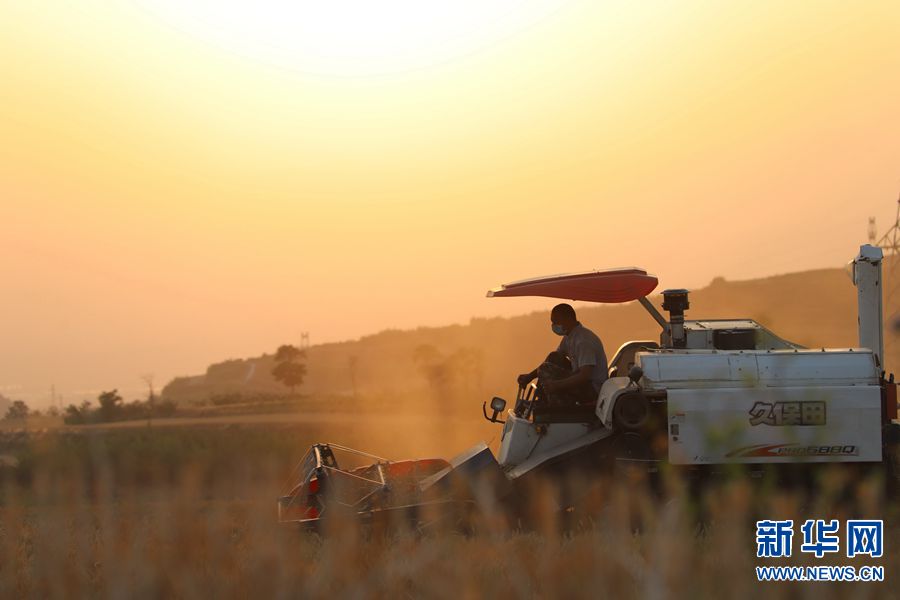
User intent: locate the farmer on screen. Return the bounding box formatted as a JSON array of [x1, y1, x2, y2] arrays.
[[517, 303, 608, 405]]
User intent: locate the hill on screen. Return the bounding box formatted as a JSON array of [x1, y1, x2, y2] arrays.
[[161, 260, 899, 409]]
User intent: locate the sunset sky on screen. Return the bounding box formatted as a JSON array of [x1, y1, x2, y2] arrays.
[[2, 1, 899, 405]]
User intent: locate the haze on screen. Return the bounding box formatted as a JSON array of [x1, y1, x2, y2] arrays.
[[2, 1, 899, 405]]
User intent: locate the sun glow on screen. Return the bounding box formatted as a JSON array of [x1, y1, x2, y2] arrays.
[[137, 0, 568, 76]]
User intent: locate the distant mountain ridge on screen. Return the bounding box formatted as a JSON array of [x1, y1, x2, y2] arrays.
[[161, 261, 899, 406]]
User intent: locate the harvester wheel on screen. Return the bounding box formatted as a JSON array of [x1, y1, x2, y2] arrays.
[[612, 392, 650, 431]]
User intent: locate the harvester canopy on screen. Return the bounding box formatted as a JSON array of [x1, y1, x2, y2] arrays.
[[486, 268, 658, 303]]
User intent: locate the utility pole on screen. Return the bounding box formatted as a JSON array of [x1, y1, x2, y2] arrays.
[[300, 331, 310, 350]]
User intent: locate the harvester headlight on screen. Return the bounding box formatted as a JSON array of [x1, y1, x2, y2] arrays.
[[490, 397, 507, 412]]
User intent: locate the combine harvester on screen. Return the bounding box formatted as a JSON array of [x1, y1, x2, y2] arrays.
[[279, 246, 900, 531]]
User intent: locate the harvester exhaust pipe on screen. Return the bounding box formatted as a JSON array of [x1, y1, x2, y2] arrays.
[[662, 289, 690, 348], [852, 244, 884, 368]]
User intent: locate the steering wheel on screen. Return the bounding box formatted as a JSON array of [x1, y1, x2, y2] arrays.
[[514, 381, 541, 418]]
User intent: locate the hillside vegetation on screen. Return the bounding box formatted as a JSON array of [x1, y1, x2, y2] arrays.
[[162, 260, 900, 409]]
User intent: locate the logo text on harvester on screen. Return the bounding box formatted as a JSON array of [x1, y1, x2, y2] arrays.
[[755, 519, 885, 582]]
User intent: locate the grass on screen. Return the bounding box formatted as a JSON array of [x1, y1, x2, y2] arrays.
[[0, 420, 896, 598]]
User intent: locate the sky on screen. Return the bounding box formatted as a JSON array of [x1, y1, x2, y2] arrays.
[[1, 1, 899, 406]]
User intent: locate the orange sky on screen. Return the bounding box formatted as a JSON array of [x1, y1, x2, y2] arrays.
[[1, 1, 899, 405]]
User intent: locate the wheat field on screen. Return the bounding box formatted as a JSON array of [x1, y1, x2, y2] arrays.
[[0, 423, 896, 599]]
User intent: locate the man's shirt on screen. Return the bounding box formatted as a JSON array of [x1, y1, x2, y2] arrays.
[[557, 322, 608, 393]]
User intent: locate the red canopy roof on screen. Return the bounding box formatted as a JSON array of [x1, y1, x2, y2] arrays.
[[487, 268, 658, 304]]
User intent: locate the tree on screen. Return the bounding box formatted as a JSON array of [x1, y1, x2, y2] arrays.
[[141, 373, 155, 427], [275, 344, 304, 363], [64, 404, 81, 424], [97, 389, 123, 422], [413, 345, 484, 404], [272, 344, 307, 394], [0, 394, 12, 416], [413, 344, 441, 367], [4, 400, 29, 420], [272, 361, 307, 394], [64, 400, 92, 425], [446, 347, 485, 399], [413, 344, 451, 401]]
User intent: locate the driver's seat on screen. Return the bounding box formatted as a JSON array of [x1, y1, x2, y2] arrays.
[[608, 340, 659, 378]]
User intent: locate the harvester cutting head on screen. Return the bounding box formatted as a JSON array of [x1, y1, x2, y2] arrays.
[[278, 444, 452, 530]]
